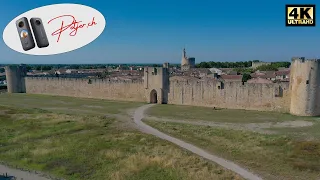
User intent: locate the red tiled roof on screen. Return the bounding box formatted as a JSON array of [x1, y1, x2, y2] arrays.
[[56, 69, 67, 73], [275, 70, 290, 76], [187, 68, 211, 74], [251, 71, 276, 79]]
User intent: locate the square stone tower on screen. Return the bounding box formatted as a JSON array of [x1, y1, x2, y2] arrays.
[[144, 66, 169, 104]]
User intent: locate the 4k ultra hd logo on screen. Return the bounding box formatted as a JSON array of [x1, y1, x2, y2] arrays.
[[286, 4, 316, 26]]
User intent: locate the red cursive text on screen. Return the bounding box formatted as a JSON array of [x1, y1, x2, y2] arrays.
[[48, 15, 97, 42]]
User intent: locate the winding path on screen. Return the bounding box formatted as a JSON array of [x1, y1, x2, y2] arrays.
[[133, 104, 263, 180], [0, 164, 51, 180]]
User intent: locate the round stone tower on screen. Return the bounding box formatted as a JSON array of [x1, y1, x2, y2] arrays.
[[5, 65, 27, 93], [289, 57, 320, 116]]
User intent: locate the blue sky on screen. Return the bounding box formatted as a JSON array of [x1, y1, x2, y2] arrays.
[[1, 0, 319, 64]]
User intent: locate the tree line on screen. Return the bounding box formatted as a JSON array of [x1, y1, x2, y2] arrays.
[[195, 60, 290, 69], [196, 61, 256, 68]]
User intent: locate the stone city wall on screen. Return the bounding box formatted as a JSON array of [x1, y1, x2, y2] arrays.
[[25, 77, 147, 102], [168, 79, 291, 112], [25, 76, 291, 112]]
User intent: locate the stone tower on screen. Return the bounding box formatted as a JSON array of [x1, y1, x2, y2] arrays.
[[181, 48, 189, 66], [143, 66, 169, 104], [289, 57, 320, 116], [163, 62, 170, 68], [5, 64, 27, 93]]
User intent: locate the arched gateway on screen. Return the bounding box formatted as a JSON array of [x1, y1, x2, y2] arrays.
[[150, 89, 157, 103]]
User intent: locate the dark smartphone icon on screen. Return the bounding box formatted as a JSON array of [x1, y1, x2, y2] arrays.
[[15, 17, 35, 51], [30, 18, 49, 48]]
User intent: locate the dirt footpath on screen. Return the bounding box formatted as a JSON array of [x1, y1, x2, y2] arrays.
[[0, 164, 53, 180], [134, 104, 263, 180]]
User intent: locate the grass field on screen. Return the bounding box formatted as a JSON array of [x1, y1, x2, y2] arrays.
[[268, 122, 320, 139], [0, 94, 144, 115], [144, 104, 320, 180], [146, 104, 317, 123], [0, 94, 242, 180]]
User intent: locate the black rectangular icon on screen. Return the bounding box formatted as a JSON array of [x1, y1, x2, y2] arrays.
[[286, 4, 316, 26], [30, 18, 49, 48], [15, 17, 35, 51]]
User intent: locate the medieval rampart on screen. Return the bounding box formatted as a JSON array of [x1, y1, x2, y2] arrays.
[[6, 57, 320, 116], [24, 76, 291, 113], [25, 77, 147, 102], [168, 78, 291, 112]]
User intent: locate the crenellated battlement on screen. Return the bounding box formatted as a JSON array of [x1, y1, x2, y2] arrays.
[[25, 76, 144, 84], [291, 57, 320, 63]]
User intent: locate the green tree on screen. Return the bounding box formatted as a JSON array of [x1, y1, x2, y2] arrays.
[[26, 65, 32, 72], [97, 71, 110, 78], [233, 68, 254, 74], [255, 64, 278, 71], [271, 62, 291, 68], [242, 73, 252, 82], [35, 65, 52, 71], [69, 65, 80, 69], [0, 68, 4, 73], [97, 65, 106, 69], [197, 62, 210, 68], [42, 66, 52, 71], [197, 61, 254, 68]]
